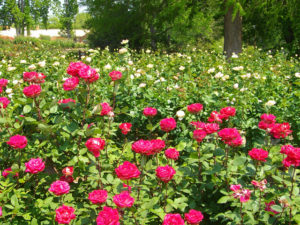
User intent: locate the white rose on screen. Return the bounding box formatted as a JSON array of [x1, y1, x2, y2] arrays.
[[6, 88, 13, 94], [130, 75, 135, 79], [232, 66, 244, 71], [86, 57, 92, 62], [147, 64, 154, 69], [231, 53, 238, 58], [295, 72, 300, 78], [179, 66, 185, 71], [53, 61, 60, 66], [13, 80, 19, 85], [38, 61, 46, 67], [265, 100, 276, 107], [139, 83, 146, 88], [119, 48, 127, 54], [207, 68, 215, 73], [135, 73, 141, 78], [7, 67, 16, 72], [121, 39, 129, 44], [176, 110, 185, 120], [233, 83, 239, 89], [20, 60, 27, 64], [28, 64, 36, 70], [61, 55, 66, 59], [104, 64, 112, 70], [146, 49, 151, 54], [128, 60, 133, 66]]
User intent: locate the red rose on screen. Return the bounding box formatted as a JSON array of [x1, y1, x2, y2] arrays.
[[96, 206, 120, 225], [165, 148, 179, 160], [49, 180, 70, 196], [100, 102, 112, 116], [258, 114, 276, 130], [2, 167, 18, 178], [32, 73, 46, 83], [78, 64, 99, 83], [156, 165, 176, 183], [218, 128, 242, 147], [67, 61, 86, 77], [190, 121, 206, 129], [282, 146, 300, 167], [0, 97, 10, 109], [109, 70, 122, 81], [143, 107, 157, 117], [88, 190, 108, 205], [119, 123, 132, 135], [248, 148, 268, 162], [7, 135, 27, 149], [62, 167, 74, 176], [220, 106, 236, 120], [55, 205, 76, 224], [184, 209, 204, 224], [160, 117, 176, 132], [23, 72, 38, 83], [115, 161, 140, 180], [0, 78, 8, 87], [58, 99, 76, 105], [132, 139, 152, 155], [163, 214, 185, 225], [23, 84, 41, 98], [25, 158, 45, 174], [150, 139, 166, 155], [113, 191, 134, 208], [193, 129, 207, 143], [204, 123, 220, 134], [187, 103, 203, 114], [85, 138, 106, 157], [270, 123, 292, 139], [63, 77, 79, 91], [207, 111, 223, 123]]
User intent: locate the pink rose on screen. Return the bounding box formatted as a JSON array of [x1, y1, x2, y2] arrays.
[[23, 72, 38, 83], [132, 139, 152, 155], [115, 161, 140, 180], [160, 117, 176, 132], [190, 121, 206, 129], [270, 123, 292, 139], [0, 86, 2, 94], [282, 146, 300, 167], [58, 99, 76, 105], [25, 158, 45, 174], [66, 61, 86, 77], [258, 114, 276, 130], [7, 135, 27, 149], [0, 97, 10, 109], [78, 64, 99, 83], [109, 70, 122, 81], [23, 84, 41, 98], [251, 179, 267, 191], [150, 139, 166, 155], [156, 165, 176, 183], [218, 128, 242, 147], [62, 167, 74, 176], [113, 191, 134, 208], [88, 190, 108, 205], [100, 102, 112, 116], [230, 184, 251, 202], [204, 123, 220, 134], [55, 205, 76, 224], [207, 111, 223, 123], [85, 138, 106, 157], [49, 180, 70, 196], [143, 107, 157, 117], [163, 214, 185, 225], [119, 123, 132, 135], [96, 206, 120, 225], [193, 129, 207, 143], [220, 106, 236, 120], [2, 167, 18, 178], [63, 77, 79, 91], [0, 78, 8, 87], [248, 148, 268, 162], [165, 148, 179, 160], [0, 206, 2, 216], [187, 103, 203, 114], [184, 209, 204, 224]]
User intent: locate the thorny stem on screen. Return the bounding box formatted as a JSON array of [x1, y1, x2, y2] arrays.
[[289, 166, 296, 225], [197, 144, 202, 182], [164, 183, 168, 213], [258, 190, 262, 219], [240, 201, 244, 225], [96, 157, 103, 189], [33, 97, 43, 121]]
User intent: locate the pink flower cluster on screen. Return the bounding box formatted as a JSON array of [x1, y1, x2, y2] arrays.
[[49, 180, 70, 196], [100, 102, 113, 116], [187, 103, 203, 114], [258, 114, 276, 130], [160, 117, 176, 132], [230, 184, 251, 202], [25, 158, 45, 174], [163, 209, 204, 225], [55, 205, 76, 224], [7, 135, 28, 149], [23, 72, 46, 83], [218, 128, 243, 147], [270, 123, 292, 139], [85, 138, 106, 157], [23, 84, 41, 98], [109, 70, 122, 81], [251, 179, 267, 191], [60, 167, 74, 183], [64, 62, 99, 91], [190, 121, 220, 134], [280, 145, 300, 167], [2, 167, 18, 178], [143, 107, 157, 117], [96, 206, 120, 225], [207, 107, 236, 123], [119, 123, 132, 135], [88, 190, 108, 205], [115, 161, 141, 180], [156, 165, 176, 183], [113, 191, 134, 208], [165, 148, 180, 160], [0, 97, 10, 109], [248, 148, 269, 162], [132, 139, 165, 155]]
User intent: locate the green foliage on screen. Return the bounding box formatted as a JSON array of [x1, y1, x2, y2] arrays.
[[0, 40, 299, 224]]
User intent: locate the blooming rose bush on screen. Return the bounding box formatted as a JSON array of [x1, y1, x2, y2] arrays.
[[0, 43, 299, 224]]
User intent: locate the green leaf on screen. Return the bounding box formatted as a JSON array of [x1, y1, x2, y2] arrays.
[[270, 205, 282, 213], [217, 196, 230, 204], [11, 194, 18, 206], [23, 105, 32, 114]]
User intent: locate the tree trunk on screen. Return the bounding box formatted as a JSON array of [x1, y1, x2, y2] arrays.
[[224, 4, 242, 58]]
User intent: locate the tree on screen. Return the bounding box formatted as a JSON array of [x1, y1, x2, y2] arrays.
[[59, 0, 78, 38]]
